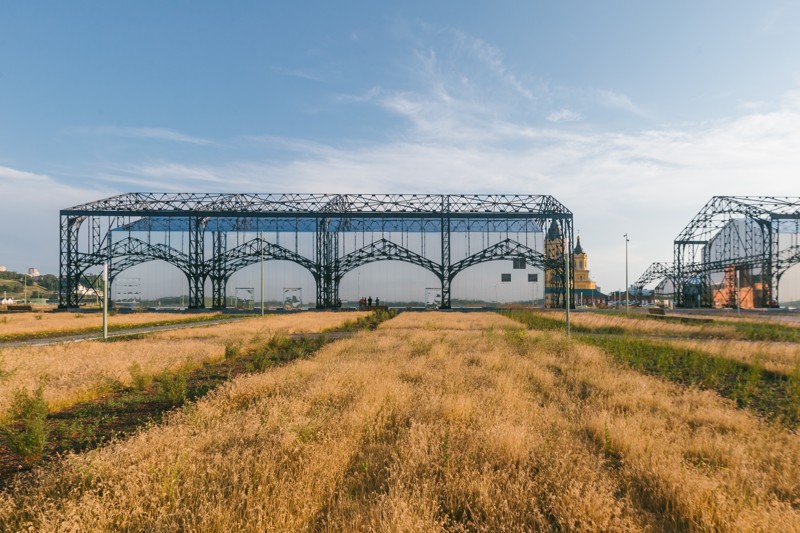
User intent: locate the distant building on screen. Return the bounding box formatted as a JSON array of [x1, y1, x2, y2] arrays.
[[710, 266, 765, 309], [544, 225, 607, 307], [28, 267, 40, 278], [571, 236, 607, 306]]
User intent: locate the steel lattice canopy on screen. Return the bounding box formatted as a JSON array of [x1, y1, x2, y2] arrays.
[[111, 216, 547, 233], [675, 196, 800, 243], [62, 192, 572, 218]]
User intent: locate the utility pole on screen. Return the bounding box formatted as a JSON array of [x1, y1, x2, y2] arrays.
[[564, 237, 571, 337], [624, 233, 629, 315], [102, 263, 108, 341], [260, 232, 265, 318]]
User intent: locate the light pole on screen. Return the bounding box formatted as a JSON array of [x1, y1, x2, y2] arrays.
[[564, 237, 571, 337], [260, 232, 265, 318], [624, 233, 629, 315], [102, 263, 108, 340]]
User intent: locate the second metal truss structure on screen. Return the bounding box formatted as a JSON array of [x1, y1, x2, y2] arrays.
[[60, 193, 574, 309], [635, 196, 800, 307]]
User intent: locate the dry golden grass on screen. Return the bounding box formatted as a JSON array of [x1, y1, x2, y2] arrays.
[[518, 329, 800, 531], [572, 315, 800, 370], [0, 312, 365, 412], [0, 311, 221, 336], [378, 311, 514, 331], [2, 311, 798, 530], [665, 337, 800, 376], [0, 312, 649, 531], [570, 311, 738, 338]]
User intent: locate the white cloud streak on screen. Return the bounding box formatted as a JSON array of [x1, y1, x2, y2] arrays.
[[78, 126, 213, 145]]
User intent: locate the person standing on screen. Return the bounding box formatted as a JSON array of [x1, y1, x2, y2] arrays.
[[368, 296, 372, 307]]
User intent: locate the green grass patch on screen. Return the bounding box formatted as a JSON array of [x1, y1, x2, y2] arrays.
[[721, 321, 800, 343], [1, 309, 402, 481], [328, 309, 398, 332], [579, 334, 800, 428], [250, 334, 328, 371], [0, 381, 49, 464]]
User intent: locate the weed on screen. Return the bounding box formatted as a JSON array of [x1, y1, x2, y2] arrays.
[[0, 380, 49, 463], [156, 368, 188, 405], [250, 349, 272, 372], [333, 310, 397, 332], [503, 327, 531, 355], [224, 340, 242, 360], [250, 334, 327, 372], [34, 314, 43, 321], [94, 377, 124, 395], [128, 362, 153, 391], [727, 321, 800, 343], [0, 351, 13, 381], [408, 338, 433, 357]]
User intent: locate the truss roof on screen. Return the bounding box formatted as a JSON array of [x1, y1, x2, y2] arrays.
[[63, 193, 572, 218]]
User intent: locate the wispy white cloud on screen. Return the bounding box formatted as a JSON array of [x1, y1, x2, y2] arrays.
[[76, 126, 213, 145], [10, 28, 800, 295], [453, 30, 536, 101], [0, 165, 113, 272], [593, 89, 650, 118], [547, 109, 582, 123]]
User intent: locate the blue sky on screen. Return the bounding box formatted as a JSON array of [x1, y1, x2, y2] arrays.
[[2, 1, 800, 296]]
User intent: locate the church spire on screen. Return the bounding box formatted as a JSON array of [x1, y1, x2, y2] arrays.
[[574, 235, 585, 255], [546, 220, 562, 240]]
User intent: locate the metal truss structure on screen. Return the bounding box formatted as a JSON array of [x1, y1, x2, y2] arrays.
[[632, 262, 676, 303], [60, 193, 574, 309], [635, 196, 800, 307]]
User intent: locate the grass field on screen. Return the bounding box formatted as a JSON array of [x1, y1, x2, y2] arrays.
[[0, 312, 367, 413], [0, 311, 233, 342], [1, 310, 799, 530]]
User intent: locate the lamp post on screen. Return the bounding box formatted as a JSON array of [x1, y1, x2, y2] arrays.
[[260, 232, 265, 318], [102, 263, 108, 341], [624, 233, 629, 315], [564, 237, 570, 337]]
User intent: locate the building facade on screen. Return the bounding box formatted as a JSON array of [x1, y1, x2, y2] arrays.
[[545, 226, 607, 307]]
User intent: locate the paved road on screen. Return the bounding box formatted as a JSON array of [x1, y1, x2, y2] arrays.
[[0, 318, 244, 349]]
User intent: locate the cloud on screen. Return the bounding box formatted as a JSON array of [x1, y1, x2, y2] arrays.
[[8, 28, 800, 296], [0, 165, 113, 273], [75, 126, 213, 145], [453, 30, 536, 101], [593, 89, 650, 118], [547, 109, 582, 123]]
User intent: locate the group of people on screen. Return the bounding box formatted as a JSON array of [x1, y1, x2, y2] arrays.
[[359, 296, 379, 308]]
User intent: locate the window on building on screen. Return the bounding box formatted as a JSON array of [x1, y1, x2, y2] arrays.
[[528, 273, 538, 282], [501, 273, 511, 282], [512, 258, 526, 269]]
